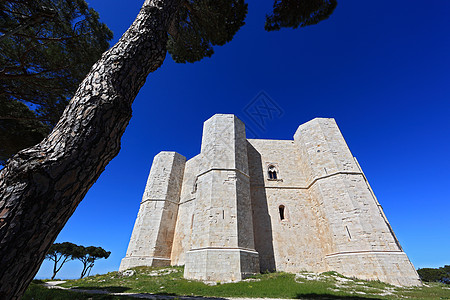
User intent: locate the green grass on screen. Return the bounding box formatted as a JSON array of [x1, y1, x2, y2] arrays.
[[402, 282, 450, 300], [23, 282, 136, 300], [60, 267, 371, 299], [32, 266, 450, 299]]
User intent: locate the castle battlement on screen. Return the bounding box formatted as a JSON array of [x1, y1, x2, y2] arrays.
[[120, 114, 421, 286]]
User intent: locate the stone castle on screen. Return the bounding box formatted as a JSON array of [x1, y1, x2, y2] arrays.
[[120, 114, 421, 286]]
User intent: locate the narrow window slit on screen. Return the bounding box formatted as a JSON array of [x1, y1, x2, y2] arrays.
[[192, 177, 198, 193], [279, 205, 285, 220], [345, 226, 352, 239]]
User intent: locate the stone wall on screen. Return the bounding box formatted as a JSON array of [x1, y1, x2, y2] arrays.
[[170, 154, 201, 266], [325, 251, 421, 286], [119, 152, 185, 271], [184, 114, 259, 282], [247, 139, 327, 273], [120, 114, 421, 286], [294, 118, 420, 285]]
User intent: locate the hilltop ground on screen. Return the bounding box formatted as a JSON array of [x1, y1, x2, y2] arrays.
[[26, 266, 450, 299]]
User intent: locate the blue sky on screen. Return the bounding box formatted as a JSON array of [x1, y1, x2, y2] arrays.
[[36, 0, 450, 278]]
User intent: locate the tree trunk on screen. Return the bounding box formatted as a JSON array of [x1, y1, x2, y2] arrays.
[[80, 262, 88, 279], [51, 256, 70, 280], [0, 0, 180, 298], [51, 259, 57, 280]]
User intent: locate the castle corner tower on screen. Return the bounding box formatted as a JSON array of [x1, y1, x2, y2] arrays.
[[183, 114, 259, 282], [119, 151, 186, 271]]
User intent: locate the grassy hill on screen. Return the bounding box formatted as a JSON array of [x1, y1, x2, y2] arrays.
[[25, 266, 450, 299]]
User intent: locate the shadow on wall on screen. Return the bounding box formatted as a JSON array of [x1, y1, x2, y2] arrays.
[[247, 142, 276, 272]]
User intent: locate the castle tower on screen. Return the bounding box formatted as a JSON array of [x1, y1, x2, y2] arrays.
[[119, 152, 186, 271], [119, 114, 420, 287], [293, 118, 420, 286], [183, 114, 259, 282]]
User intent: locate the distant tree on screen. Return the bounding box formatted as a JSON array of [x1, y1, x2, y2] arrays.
[[436, 265, 450, 284], [44, 242, 77, 280], [0, 0, 113, 164], [73, 245, 111, 279], [443, 265, 450, 274], [417, 265, 450, 284], [0, 0, 336, 298]]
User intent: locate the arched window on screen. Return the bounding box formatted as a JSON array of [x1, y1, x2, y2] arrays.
[[268, 165, 278, 180], [279, 205, 285, 220]]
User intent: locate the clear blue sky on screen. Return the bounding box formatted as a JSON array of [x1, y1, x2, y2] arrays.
[[36, 0, 450, 279]]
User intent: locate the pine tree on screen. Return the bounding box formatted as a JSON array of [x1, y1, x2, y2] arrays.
[[0, 0, 113, 164], [0, 1, 336, 298], [265, 0, 337, 31], [72, 245, 111, 279], [45, 242, 78, 280]]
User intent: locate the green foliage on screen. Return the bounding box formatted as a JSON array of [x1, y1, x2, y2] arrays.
[[45, 242, 110, 280], [45, 242, 78, 280], [418, 265, 450, 284], [265, 0, 337, 31], [72, 245, 111, 279], [167, 0, 339, 63], [0, 99, 48, 164], [0, 0, 112, 164], [167, 0, 248, 63], [168, 0, 339, 62]]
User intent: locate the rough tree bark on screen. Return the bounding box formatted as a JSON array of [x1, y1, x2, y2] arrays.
[[0, 0, 180, 298]]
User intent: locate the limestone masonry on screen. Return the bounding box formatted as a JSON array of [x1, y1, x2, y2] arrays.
[[120, 114, 421, 286]]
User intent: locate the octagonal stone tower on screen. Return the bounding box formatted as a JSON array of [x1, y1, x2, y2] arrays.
[[119, 152, 186, 270], [293, 118, 419, 286], [120, 114, 421, 286], [183, 114, 259, 281]]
